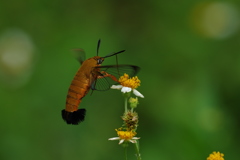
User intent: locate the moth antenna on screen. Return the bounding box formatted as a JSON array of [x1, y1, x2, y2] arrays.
[[97, 39, 101, 56]]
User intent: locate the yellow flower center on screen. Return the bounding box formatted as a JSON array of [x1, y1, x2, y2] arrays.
[[116, 129, 136, 140], [207, 152, 224, 160], [119, 73, 141, 89]]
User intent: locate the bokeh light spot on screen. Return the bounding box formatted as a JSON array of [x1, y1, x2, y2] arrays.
[[0, 29, 36, 88], [190, 2, 240, 39]]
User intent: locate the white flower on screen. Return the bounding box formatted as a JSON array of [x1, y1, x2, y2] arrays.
[[111, 73, 144, 98], [111, 85, 144, 98], [108, 136, 140, 144], [108, 130, 140, 144]]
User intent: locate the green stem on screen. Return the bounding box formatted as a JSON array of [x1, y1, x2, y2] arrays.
[[134, 140, 141, 160], [124, 145, 128, 160], [124, 97, 128, 113]]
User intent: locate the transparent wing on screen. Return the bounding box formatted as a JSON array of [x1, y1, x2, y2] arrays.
[[91, 65, 140, 91], [72, 48, 86, 64]]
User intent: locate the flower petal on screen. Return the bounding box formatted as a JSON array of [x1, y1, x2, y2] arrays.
[[132, 137, 140, 140], [133, 89, 144, 98], [111, 85, 123, 90], [129, 140, 137, 143], [108, 137, 120, 141], [121, 87, 132, 93], [119, 139, 125, 144]]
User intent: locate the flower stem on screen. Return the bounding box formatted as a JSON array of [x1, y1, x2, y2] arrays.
[[124, 145, 128, 160], [124, 97, 128, 113], [134, 140, 141, 160]]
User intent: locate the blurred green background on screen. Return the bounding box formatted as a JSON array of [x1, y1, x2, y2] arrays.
[[1, 0, 240, 160]]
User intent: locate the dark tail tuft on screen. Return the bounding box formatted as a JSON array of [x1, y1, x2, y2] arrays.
[[61, 109, 86, 125]]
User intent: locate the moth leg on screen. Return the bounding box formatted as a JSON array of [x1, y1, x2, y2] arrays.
[[97, 71, 119, 82]]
